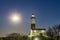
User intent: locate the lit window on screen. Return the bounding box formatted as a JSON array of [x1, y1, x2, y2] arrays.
[[34, 30, 36, 33], [41, 30, 45, 33], [34, 37, 39, 40]]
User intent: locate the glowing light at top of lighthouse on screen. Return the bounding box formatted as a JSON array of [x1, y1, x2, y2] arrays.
[[32, 13, 35, 17]]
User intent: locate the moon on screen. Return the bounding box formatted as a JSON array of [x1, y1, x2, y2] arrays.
[[9, 12, 22, 23]]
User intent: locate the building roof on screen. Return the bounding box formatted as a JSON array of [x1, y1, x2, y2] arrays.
[[32, 28, 46, 30]]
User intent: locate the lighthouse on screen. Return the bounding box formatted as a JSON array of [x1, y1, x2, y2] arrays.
[[29, 13, 46, 38], [31, 13, 35, 29]]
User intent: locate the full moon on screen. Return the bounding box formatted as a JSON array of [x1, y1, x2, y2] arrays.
[[11, 14, 20, 22], [9, 12, 22, 23]]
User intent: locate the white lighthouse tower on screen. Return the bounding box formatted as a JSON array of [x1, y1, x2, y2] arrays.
[[31, 13, 35, 29]]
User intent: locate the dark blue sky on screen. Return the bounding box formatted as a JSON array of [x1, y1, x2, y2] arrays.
[[0, 0, 60, 37]]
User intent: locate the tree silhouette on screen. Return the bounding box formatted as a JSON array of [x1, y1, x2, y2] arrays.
[[6, 33, 21, 40], [47, 24, 60, 40]]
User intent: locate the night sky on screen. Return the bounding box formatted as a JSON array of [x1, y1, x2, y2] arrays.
[[0, 0, 60, 37]]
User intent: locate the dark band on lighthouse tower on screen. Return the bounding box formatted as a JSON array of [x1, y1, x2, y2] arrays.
[[31, 13, 35, 29]]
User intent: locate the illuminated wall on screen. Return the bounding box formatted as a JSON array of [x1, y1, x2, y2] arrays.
[[29, 29, 46, 37]]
